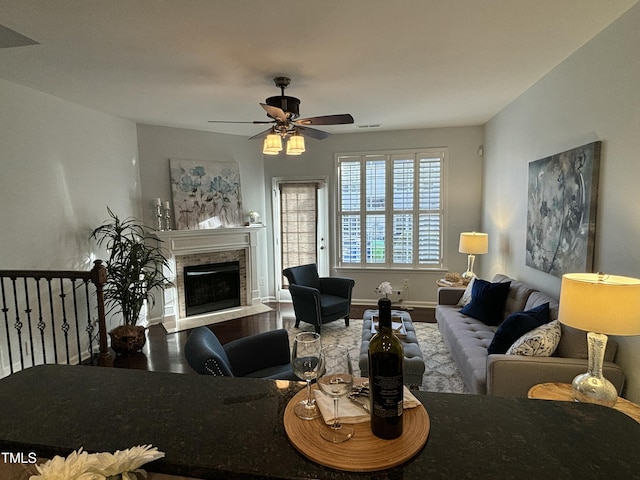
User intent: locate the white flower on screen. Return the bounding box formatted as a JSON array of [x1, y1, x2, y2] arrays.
[[29, 445, 164, 480], [30, 448, 105, 480], [91, 445, 165, 479], [377, 281, 393, 297]]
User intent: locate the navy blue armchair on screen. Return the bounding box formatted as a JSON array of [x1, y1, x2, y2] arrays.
[[184, 326, 298, 380], [283, 263, 355, 334]]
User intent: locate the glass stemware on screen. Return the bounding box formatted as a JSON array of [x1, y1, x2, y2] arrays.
[[291, 332, 323, 420], [317, 344, 354, 443]]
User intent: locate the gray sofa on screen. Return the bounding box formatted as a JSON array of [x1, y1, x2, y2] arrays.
[[436, 273, 625, 397]]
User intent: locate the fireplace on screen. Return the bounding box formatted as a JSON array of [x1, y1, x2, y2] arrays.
[[184, 261, 241, 316], [155, 227, 265, 333]]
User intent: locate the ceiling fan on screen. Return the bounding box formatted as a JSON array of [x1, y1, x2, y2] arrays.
[[208, 77, 354, 153]]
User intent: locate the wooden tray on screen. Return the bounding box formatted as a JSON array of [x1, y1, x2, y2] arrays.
[[371, 315, 407, 339], [283, 386, 430, 472]]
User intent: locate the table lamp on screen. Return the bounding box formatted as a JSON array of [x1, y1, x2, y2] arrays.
[[558, 272, 640, 406], [458, 232, 488, 280]]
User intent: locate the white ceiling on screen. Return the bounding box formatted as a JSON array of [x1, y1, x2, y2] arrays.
[[0, 0, 637, 137]]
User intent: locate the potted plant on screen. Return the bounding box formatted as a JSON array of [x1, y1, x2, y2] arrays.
[[90, 207, 171, 354]]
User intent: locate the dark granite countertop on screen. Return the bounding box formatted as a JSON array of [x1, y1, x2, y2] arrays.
[[0, 365, 639, 479]]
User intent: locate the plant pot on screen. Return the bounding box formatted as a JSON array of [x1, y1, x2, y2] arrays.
[[109, 325, 147, 355]]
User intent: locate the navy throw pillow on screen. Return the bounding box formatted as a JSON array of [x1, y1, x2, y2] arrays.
[[488, 303, 551, 354], [459, 279, 511, 326]]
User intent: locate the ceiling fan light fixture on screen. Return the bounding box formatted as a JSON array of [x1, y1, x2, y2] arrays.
[[286, 133, 305, 156], [210, 77, 353, 155], [263, 133, 283, 155]]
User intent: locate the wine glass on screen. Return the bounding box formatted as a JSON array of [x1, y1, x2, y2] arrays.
[[291, 332, 323, 420], [317, 344, 354, 443]]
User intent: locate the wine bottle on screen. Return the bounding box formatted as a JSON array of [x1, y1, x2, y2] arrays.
[[368, 297, 404, 439]]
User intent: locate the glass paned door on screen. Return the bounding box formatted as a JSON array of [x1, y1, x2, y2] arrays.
[[273, 178, 328, 300], [280, 183, 318, 286]]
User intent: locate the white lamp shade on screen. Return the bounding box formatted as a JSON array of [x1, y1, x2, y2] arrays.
[[286, 135, 305, 155], [263, 134, 282, 155], [458, 232, 488, 254], [558, 273, 640, 335]]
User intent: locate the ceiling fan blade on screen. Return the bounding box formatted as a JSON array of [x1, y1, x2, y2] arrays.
[[297, 125, 331, 140], [260, 103, 289, 122], [295, 113, 354, 126], [208, 120, 275, 125], [248, 128, 273, 141]]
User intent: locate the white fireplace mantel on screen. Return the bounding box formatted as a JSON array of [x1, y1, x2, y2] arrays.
[[155, 226, 265, 332]]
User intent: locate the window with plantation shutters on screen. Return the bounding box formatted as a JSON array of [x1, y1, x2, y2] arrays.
[[337, 149, 445, 269], [280, 182, 319, 286]]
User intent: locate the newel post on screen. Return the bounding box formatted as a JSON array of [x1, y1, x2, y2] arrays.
[[91, 259, 113, 366]]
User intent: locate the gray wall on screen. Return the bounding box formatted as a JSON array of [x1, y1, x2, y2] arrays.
[[482, 3, 640, 401], [0, 78, 139, 271]]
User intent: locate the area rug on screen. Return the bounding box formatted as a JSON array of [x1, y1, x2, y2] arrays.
[[288, 319, 468, 394]]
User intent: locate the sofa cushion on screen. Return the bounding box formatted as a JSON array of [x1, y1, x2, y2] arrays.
[[555, 323, 618, 362], [459, 279, 511, 326], [493, 274, 539, 317], [506, 320, 561, 356], [436, 304, 497, 394], [524, 291, 559, 320], [320, 294, 350, 317], [488, 303, 551, 354], [505, 282, 539, 318]]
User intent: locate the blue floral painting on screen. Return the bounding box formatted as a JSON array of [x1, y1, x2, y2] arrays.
[[525, 142, 601, 277], [170, 159, 243, 229]]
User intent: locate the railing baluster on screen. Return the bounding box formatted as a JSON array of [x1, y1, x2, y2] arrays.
[[10, 278, 25, 371], [22, 278, 36, 366], [35, 278, 47, 364], [71, 279, 82, 363], [84, 280, 95, 365], [59, 278, 71, 365], [47, 278, 58, 363], [0, 278, 14, 374]]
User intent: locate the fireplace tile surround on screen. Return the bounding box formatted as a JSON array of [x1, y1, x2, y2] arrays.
[[155, 227, 265, 333]]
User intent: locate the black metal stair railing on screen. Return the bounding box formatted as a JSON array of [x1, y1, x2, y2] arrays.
[[0, 260, 112, 376]]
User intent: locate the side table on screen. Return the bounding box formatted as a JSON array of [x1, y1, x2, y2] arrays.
[[436, 279, 467, 288], [528, 382, 640, 424]]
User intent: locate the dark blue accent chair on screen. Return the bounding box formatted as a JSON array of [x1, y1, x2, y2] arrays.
[[184, 326, 298, 380], [283, 263, 355, 334]]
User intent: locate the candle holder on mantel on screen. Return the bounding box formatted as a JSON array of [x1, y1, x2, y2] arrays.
[[155, 203, 164, 231], [164, 203, 172, 231]]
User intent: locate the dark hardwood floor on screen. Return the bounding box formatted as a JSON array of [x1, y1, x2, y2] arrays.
[[112, 303, 435, 374]]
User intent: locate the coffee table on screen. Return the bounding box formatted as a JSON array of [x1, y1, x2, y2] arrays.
[[358, 309, 425, 386]]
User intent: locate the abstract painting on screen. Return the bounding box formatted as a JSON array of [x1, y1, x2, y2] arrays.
[[169, 159, 243, 230], [525, 141, 601, 277]]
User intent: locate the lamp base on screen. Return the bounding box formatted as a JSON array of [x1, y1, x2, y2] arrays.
[[571, 332, 618, 407], [461, 254, 476, 281], [572, 372, 618, 407], [461, 270, 476, 281]]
